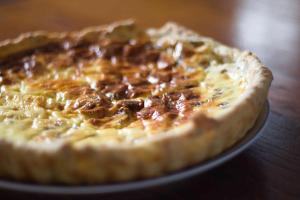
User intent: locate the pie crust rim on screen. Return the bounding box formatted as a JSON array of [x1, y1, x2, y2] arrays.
[[0, 20, 273, 184]]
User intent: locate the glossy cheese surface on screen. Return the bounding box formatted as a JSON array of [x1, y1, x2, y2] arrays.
[[0, 32, 245, 146]]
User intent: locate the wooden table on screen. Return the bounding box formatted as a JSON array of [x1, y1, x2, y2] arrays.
[[0, 0, 299, 199]]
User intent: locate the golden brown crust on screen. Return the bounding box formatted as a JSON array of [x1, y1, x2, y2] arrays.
[[0, 20, 272, 184]]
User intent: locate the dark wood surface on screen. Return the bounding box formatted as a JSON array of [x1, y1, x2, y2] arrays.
[[0, 0, 299, 199]]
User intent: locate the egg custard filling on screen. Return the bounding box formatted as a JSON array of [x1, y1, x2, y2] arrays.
[[0, 26, 244, 147]]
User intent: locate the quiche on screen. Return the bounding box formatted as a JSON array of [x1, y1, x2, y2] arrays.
[[0, 20, 272, 184]]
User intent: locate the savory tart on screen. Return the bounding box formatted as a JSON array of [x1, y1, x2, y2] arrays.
[[0, 20, 272, 184]]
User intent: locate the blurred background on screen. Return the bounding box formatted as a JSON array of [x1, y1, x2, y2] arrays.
[[0, 0, 300, 199]]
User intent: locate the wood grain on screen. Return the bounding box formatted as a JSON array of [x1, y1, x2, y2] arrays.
[[0, 0, 299, 199]]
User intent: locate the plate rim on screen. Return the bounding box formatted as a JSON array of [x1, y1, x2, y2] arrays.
[[0, 101, 270, 195]]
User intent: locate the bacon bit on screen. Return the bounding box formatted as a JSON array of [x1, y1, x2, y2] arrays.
[[79, 106, 107, 118], [117, 99, 144, 112], [88, 117, 111, 126], [70, 47, 98, 61], [137, 90, 200, 120], [128, 85, 152, 98], [101, 84, 129, 100], [122, 42, 160, 64], [73, 93, 111, 118], [99, 40, 125, 59], [171, 78, 199, 89], [137, 106, 165, 120], [88, 118, 102, 126], [123, 43, 145, 62], [74, 94, 111, 109]]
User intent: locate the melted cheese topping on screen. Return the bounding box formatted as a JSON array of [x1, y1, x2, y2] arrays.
[[0, 33, 245, 146]]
